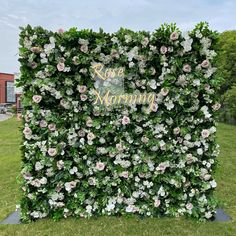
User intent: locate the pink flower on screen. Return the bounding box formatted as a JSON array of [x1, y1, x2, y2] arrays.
[[78, 129, 86, 137], [57, 62, 65, 71], [78, 85, 87, 93], [212, 103, 221, 111], [31, 47, 41, 53], [87, 132, 95, 141], [119, 171, 129, 178], [40, 120, 47, 128], [122, 116, 130, 125], [183, 64, 191, 73], [160, 46, 168, 54], [201, 60, 210, 68], [154, 199, 161, 207], [48, 148, 57, 157], [151, 103, 158, 112], [96, 162, 105, 171], [201, 129, 210, 139], [160, 88, 169, 96], [141, 136, 149, 143], [23, 127, 32, 136], [173, 127, 180, 135], [170, 32, 179, 41], [58, 28, 64, 33], [157, 161, 169, 173], [86, 118, 93, 127], [80, 44, 88, 53], [186, 203, 193, 210], [48, 123, 56, 131], [32, 95, 42, 103], [80, 94, 88, 101]]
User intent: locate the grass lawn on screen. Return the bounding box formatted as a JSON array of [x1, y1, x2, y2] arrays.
[[0, 118, 235, 236]]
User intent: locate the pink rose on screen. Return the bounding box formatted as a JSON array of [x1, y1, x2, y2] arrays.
[[86, 118, 93, 127], [78, 85, 87, 93], [160, 88, 169, 96], [57, 62, 65, 71], [96, 162, 105, 171], [201, 60, 210, 68], [87, 132, 95, 141], [173, 127, 180, 135], [23, 127, 32, 136], [154, 199, 161, 207], [119, 171, 129, 178], [160, 46, 168, 54], [31, 47, 42, 53], [80, 44, 88, 53], [212, 103, 221, 111], [151, 103, 158, 112], [58, 28, 64, 33], [122, 116, 130, 125], [48, 123, 56, 131], [48, 148, 57, 157], [78, 129, 86, 137], [186, 203, 193, 210], [40, 120, 47, 128], [183, 64, 191, 73], [80, 94, 88, 101], [201, 129, 210, 139], [170, 32, 179, 41], [32, 95, 42, 103]]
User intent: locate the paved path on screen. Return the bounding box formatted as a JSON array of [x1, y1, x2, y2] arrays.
[[0, 114, 12, 121]]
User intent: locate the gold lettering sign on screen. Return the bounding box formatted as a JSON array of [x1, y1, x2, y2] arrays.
[[92, 63, 125, 81]]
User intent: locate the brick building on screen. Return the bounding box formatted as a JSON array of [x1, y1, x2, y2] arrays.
[[0, 72, 15, 104]]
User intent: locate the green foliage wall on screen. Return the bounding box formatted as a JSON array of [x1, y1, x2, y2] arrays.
[[18, 22, 221, 222]]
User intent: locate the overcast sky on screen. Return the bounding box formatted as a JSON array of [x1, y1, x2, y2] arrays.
[[0, 0, 235, 74]]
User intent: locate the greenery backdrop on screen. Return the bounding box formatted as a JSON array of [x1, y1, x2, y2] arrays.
[[18, 22, 222, 222]]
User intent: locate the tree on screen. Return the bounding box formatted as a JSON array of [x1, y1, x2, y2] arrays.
[[216, 30, 236, 95]]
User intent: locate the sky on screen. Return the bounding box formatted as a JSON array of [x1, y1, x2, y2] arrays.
[[0, 0, 235, 74]]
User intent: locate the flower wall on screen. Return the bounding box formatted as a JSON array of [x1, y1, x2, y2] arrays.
[[18, 22, 222, 222]]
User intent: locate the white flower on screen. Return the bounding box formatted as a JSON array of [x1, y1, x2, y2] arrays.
[[210, 180, 217, 188], [125, 205, 134, 213], [180, 34, 193, 52], [35, 162, 43, 171], [205, 211, 213, 219], [165, 100, 174, 110], [65, 181, 77, 192], [148, 79, 157, 89], [57, 160, 64, 170], [69, 166, 78, 175], [40, 177, 47, 185], [126, 46, 139, 61], [154, 199, 161, 207], [193, 79, 200, 86], [197, 148, 203, 155]]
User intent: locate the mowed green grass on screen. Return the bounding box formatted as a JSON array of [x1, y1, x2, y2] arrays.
[[0, 118, 235, 236]]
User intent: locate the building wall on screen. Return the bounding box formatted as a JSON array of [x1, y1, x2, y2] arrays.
[[0, 72, 14, 103]]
